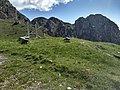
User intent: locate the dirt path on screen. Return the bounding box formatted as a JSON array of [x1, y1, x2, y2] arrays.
[[0, 54, 7, 65]]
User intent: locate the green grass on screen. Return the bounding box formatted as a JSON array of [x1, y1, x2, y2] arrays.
[[0, 19, 27, 39], [0, 37, 120, 90], [0, 19, 120, 90]]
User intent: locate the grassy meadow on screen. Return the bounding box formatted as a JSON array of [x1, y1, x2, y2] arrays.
[[0, 37, 120, 90]]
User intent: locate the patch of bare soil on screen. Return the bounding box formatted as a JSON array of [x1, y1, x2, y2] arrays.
[[0, 54, 7, 65]]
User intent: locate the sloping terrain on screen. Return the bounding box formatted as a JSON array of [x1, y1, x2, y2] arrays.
[[0, 19, 28, 39], [0, 37, 120, 90], [0, 1, 120, 90]]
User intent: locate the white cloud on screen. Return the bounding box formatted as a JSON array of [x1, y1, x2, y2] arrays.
[[8, 0, 73, 11]]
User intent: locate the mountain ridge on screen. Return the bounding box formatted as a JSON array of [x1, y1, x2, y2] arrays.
[[74, 14, 120, 44], [32, 14, 120, 44], [0, 0, 29, 22], [0, 0, 120, 45], [31, 17, 74, 37]]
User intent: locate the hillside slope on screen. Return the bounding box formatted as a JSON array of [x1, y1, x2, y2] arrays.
[[0, 19, 27, 39], [0, 37, 120, 90]]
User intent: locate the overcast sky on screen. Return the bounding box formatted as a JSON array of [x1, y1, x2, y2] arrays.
[[9, 0, 120, 28]]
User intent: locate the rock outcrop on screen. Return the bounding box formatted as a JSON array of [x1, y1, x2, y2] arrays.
[[0, 0, 29, 22], [75, 14, 120, 44], [32, 14, 120, 44], [31, 17, 74, 37]]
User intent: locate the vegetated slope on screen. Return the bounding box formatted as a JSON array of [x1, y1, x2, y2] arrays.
[[0, 37, 120, 90], [0, 19, 27, 39], [0, 0, 30, 39], [0, 19, 45, 39]]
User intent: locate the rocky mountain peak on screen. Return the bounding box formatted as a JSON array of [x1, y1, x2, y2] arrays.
[[31, 14, 120, 44], [31, 17, 47, 26], [31, 17, 74, 37], [75, 14, 120, 44], [49, 17, 62, 22], [0, 0, 29, 22]]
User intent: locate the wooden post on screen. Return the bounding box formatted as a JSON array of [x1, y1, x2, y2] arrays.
[[27, 21, 30, 37], [15, 10, 18, 20], [35, 22, 38, 38]]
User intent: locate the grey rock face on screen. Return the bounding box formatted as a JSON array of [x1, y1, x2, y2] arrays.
[[31, 17, 48, 27], [75, 14, 120, 44], [0, 0, 29, 22], [32, 14, 120, 44], [31, 17, 74, 37]]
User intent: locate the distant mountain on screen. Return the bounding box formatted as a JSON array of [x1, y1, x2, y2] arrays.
[[0, 0, 29, 22], [31, 17, 74, 37], [32, 14, 120, 44], [75, 14, 120, 44]]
